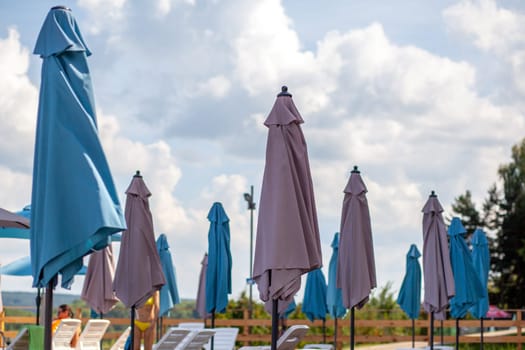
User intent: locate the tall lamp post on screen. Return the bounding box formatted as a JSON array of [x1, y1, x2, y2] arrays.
[[243, 185, 256, 318]]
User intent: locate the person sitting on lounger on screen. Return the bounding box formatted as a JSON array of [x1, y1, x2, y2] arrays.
[[52, 304, 80, 347], [134, 291, 160, 350]]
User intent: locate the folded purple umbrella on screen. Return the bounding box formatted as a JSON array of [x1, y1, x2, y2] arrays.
[[0, 208, 30, 228], [195, 253, 209, 319], [253, 86, 322, 350], [81, 244, 118, 315]]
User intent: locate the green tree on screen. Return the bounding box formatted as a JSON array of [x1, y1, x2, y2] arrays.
[[450, 190, 483, 238]]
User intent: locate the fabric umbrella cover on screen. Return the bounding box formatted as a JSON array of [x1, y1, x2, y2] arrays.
[[0, 207, 30, 229], [302, 268, 328, 322], [31, 6, 126, 289], [469, 228, 490, 319], [0, 256, 86, 276], [195, 253, 209, 318], [205, 202, 232, 314], [113, 172, 165, 308], [0, 205, 31, 239], [396, 244, 422, 319], [337, 168, 376, 309], [327, 232, 346, 319], [280, 298, 296, 319], [253, 87, 322, 313], [448, 217, 484, 319], [81, 244, 119, 314], [422, 192, 455, 319], [156, 233, 180, 317]]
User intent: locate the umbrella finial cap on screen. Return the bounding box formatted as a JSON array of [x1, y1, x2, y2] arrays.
[[351, 165, 360, 174], [277, 86, 292, 97], [51, 5, 71, 11], [430, 190, 437, 197], [134, 170, 142, 178]]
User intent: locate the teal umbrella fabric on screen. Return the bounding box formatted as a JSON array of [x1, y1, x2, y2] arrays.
[[0, 206, 30, 238], [327, 232, 346, 319], [469, 228, 490, 319], [0, 256, 87, 276], [448, 217, 484, 319], [30, 6, 126, 289], [280, 298, 296, 319], [156, 233, 180, 317], [302, 268, 328, 322], [396, 244, 422, 320], [205, 202, 232, 315]]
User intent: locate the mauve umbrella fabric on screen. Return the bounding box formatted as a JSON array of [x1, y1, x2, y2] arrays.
[[397, 244, 422, 320], [422, 193, 455, 320], [327, 232, 346, 319], [30, 7, 126, 289], [205, 202, 232, 314], [81, 244, 118, 314], [302, 268, 328, 322], [448, 217, 484, 319], [253, 89, 322, 313], [469, 228, 490, 319], [0, 207, 30, 229], [337, 170, 376, 309], [0, 206, 31, 239], [113, 173, 165, 308], [156, 234, 180, 317], [195, 253, 209, 318]]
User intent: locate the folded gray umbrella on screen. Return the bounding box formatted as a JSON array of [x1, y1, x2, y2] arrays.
[[195, 253, 209, 319]]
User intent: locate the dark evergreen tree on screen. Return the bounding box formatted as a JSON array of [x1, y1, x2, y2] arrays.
[[451, 190, 483, 238]]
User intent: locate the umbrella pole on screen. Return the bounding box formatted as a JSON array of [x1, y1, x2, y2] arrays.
[[334, 318, 338, 349], [130, 306, 135, 350], [440, 320, 444, 345], [412, 319, 415, 348], [456, 318, 459, 350], [35, 287, 41, 325], [323, 319, 326, 343], [350, 307, 355, 350], [430, 312, 434, 350], [271, 300, 278, 350], [44, 280, 54, 350], [211, 311, 215, 350], [480, 317, 484, 350]]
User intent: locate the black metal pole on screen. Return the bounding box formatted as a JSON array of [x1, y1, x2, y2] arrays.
[[130, 306, 135, 350], [44, 281, 53, 350], [350, 307, 355, 350], [271, 300, 278, 350], [322, 319, 326, 343], [430, 312, 434, 350], [334, 318, 338, 349], [35, 288, 41, 325], [440, 319, 444, 345], [248, 185, 254, 319], [211, 311, 215, 350], [456, 318, 460, 350], [412, 318, 415, 348], [480, 317, 484, 350]]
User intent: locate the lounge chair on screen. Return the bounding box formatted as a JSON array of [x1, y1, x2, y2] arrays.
[[153, 328, 192, 350], [204, 327, 239, 350], [53, 318, 82, 350], [239, 325, 309, 350], [109, 327, 131, 350], [302, 344, 333, 350], [76, 319, 110, 350], [177, 322, 205, 330], [183, 330, 216, 350]]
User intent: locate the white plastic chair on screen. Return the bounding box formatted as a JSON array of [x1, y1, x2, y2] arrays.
[[53, 318, 82, 350], [109, 327, 131, 350], [153, 327, 192, 350], [6, 328, 28, 350], [183, 330, 216, 350], [239, 325, 310, 350], [76, 319, 110, 350], [204, 327, 239, 350]]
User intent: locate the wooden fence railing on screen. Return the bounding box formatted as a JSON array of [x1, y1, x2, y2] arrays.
[[1, 309, 523, 349]]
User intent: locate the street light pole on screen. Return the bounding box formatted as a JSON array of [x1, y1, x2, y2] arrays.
[[244, 185, 256, 318]]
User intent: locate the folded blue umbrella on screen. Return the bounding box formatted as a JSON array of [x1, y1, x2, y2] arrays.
[[205, 202, 232, 316], [0, 256, 86, 276], [156, 233, 180, 317], [0, 205, 31, 239], [469, 228, 490, 319], [448, 217, 484, 319], [397, 244, 422, 320], [327, 232, 346, 319], [302, 268, 328, 322], [31, 7, 126, 289]]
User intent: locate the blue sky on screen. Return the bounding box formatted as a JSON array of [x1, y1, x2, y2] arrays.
[[0, 0, 524, 307]]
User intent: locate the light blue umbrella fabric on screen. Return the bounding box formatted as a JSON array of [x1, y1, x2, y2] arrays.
[[0, 256, 87, 276], [205, 202, 232, 314], [327, 232, 346, 319], [469, 228, 490, 319], [448, 217, 484, 319], [396, 244, 422, 320], [156, 233, 180, 317], [30, 7, 126, 289], [0, 205, 31, 239], [302, 268, 328, 322]]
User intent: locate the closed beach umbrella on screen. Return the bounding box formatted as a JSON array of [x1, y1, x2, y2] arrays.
[[327, 232, 346, 347], [31, 7, 126, 349], [396, 244, 422, 348], [253, 86, 322, 350], [469, 228, 490, 349], [81, 244, 119, 315], [195, 253, 209, 319], [337, 166, 376, 350], [156, 234, 180, 317], [422, 191, 454, 350], [113, 171, 166, 349], [448, 217, 484, 349], [206, 202, 232, 331], [302, 268, 328, 342]]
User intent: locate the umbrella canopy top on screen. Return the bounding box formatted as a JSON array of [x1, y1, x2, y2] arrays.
[[156, 233, 180, 317], [396, 244, 422, 320], [253, 88, 322, 313], [30, 6, 126, 289], [0, 207, 30, 229]]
